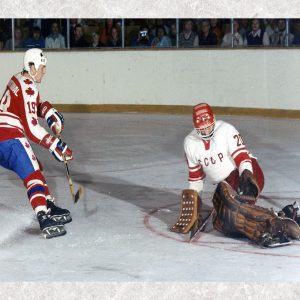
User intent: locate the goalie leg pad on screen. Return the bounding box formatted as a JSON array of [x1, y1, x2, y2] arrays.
[[170, 189, 201, 234], [212, 181, 300, 246]]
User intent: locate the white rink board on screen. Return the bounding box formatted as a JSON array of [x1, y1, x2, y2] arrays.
[[0, 49, 300, 109]]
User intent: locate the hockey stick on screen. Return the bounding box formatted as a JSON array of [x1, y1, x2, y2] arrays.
[[62, 154, 83, 203], [189, 208, 215, 242], [57, 133, 83, 203]]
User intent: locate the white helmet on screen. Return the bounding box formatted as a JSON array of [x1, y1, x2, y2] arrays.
[[23, 48, 47, 72]]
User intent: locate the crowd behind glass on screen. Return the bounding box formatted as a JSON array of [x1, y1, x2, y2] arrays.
[[0, 18, 299, 50]]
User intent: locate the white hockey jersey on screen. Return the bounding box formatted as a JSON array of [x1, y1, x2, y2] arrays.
[[184, 120, 253, 191]]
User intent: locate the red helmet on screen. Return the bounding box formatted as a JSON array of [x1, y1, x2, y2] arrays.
[[192, 103, 215, 139]]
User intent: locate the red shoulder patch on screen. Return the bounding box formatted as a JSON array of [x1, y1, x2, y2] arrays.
[[24, 79, 33, 85], [26, 87, 35, 96]]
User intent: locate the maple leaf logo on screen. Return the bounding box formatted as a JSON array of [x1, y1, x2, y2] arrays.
[[32, 155, 36, 161], [25, 142, 30, 148], [24, 79, 33, 85], [31, 118, 38, 126], [45, 135, 53, 145], [26, 87, 35, 97]]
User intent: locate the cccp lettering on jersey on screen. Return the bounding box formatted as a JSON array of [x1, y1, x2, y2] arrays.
[[203, 152, 224, 167]]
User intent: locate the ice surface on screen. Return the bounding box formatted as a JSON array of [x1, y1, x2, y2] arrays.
[[0, 113, 300, 282]]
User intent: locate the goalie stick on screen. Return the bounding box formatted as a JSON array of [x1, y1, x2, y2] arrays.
[[189, 208, 215, 242]]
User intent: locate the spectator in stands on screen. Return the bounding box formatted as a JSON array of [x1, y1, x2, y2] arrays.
[[0, 34, 4, 50], [0, 19, 12, 42], [4, 26, 24, 50], [23, 26, 45, 48], [69, 19, 78, 46], [90, 32, 104, 48], [23, 19, 51, 38], [45, 21, 66, 49], [238, 19, 250, 40], [179, 19, 199, 47], [100, 19, 120, 45], [156, 19, 170, 36], [221, 20, 244, 47], [71, 24, 89, 48], [198, 19, 217, 46], [210, 19, 223, 45], [292, 19, 300, 45], [151, 26, 172, 47], [130, 26, 152, 47], [69, 19, 87, 46], [107, 27, 122, 47], [169, 23, 177, 47], [244, 19, 270, 46], [265, 19, 276, 40], [270, 19, 294, 46]]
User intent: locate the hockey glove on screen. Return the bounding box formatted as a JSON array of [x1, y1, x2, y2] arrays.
[[40, 134, 73, 162], [38, 101, 64, 135], [239, 169, 260, 199]]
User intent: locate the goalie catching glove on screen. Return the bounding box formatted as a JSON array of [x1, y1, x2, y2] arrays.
[[212, 181, 300, 247], [239, 169, 260, 200], [38, 101, 64, 135], [40, 134, 73, 162]]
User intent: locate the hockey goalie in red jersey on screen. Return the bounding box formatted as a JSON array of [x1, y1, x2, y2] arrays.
[[171, 103, 300, 247], [0, 48, 73, 239]]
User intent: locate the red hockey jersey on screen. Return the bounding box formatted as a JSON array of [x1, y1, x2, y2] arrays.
[[0, 73, 48, 143]]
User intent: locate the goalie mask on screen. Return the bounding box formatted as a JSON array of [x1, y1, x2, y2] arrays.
[[193, 103, 215, 140], [23, 48, 47, 72]]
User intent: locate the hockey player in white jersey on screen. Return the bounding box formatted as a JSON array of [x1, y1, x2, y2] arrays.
[[184, 102, 264, 196], [170, 103, 300, 247]]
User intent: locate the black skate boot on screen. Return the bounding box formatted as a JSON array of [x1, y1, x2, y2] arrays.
[[260, 231, 292, 248], [37, 211, 66, 239], [279, 202, 300, 225], [47, 199, 72, 224]]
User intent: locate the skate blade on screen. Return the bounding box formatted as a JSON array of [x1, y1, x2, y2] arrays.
[[42, 225, 67, 239], [266, 241, 293, 248], [51, 215, 72, 224]]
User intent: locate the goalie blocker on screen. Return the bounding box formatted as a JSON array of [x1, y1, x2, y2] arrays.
[[170, 189, 202, 234]]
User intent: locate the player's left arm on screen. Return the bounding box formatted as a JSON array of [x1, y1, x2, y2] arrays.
[[37, 98, 64, 135], [20, 94, 72, 162]]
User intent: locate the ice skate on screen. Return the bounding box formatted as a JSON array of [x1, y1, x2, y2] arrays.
[[37, 211, 66, 239], [47, 199, 72, 224]]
